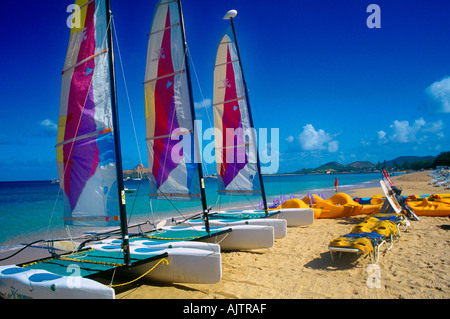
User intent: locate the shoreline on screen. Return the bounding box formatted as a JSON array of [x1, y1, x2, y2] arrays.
[[0, 174, 376, 253]]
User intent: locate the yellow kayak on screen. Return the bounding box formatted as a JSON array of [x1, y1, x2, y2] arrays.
[[405, 194, 450, 201], [406, 198, 450, 217], [272, 198, 323, 218], [358, 194, 450, 217], [283, 193, 383, 219]]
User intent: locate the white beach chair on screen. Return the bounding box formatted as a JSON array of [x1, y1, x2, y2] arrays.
[[435, 176, 449, 187], [430, 173, 448, 185]]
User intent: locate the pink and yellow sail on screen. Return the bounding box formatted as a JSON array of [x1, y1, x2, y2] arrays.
[[57, 0, 120, 226], [144, 0, 200, 200], [213, 27, 261, 195]]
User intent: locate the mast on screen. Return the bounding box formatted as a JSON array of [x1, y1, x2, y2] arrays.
[[176, 0, 210, 233], [224, 11, 269, 214], [105, 0, 131, 266]]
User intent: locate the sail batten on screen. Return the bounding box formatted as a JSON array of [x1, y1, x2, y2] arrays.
[[214, 59, 239, 69], [146, 129, 192, 141], [155, 0, 177, 6], [148, 22, 181, 36], [62, 49, 107, 76], [55, 127, 112, 148], [212, 96, 245, 106], [144, 69, 185, 84]]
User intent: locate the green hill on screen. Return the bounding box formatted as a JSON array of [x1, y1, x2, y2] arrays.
[[292, 155, 438, 174]]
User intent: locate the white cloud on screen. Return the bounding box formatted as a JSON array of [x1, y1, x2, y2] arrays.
[[327, 140, 339, 153], [378, 117, 444, 145], [377, 130, 388, 144], [298, 124, 338, 152], [194, 98, 212, 109], [389, 118, 425, 143], [425, 76, 450, 113], [422, 119, 443, 133], [285, 135, 294, 143], [39, 119, 58, 133]]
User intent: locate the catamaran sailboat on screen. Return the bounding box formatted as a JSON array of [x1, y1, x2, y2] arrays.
[[140, 0, 276, 250], [176, 10, 314, 231]]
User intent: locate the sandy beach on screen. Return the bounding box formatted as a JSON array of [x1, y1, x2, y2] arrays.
[[114, 170, 449, 299]]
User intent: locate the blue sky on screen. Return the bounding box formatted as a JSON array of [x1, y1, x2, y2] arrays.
[[1, 0, 449, 181]]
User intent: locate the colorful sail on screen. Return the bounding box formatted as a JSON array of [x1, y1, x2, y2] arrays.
[[57, 0, 120, 227], [213, 27, 261, 195], [144, 0, 200, 200]]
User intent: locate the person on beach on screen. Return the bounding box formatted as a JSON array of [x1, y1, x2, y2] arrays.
[[334, 177, 338, 192]]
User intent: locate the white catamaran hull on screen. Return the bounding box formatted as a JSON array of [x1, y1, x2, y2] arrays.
[[269, 208, 315, 227], [90, 245, 222, 284], [0, 265, 115, 299], [176, 218, 287, 239], [161, 225, 275, 251], [128, 247, 222, 284], [211, 208, 315, 227]]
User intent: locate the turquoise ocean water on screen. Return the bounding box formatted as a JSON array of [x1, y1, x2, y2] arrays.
[[0, 173, 382, 251]]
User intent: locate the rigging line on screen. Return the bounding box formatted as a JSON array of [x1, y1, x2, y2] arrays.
[[149, 196, 156, 226], [0, 240, 45, 262], [111, 17, 144, 171], [111, 16, 144, 224], [44, 183, 63, 254], [205, 191, 221, 213], [110, 258, 169, 288], [146, 177, 214, 244], [187, 45, 213, 176], [147, 176, 192, 225], [64, 225, 76, 254], [127, 179, 143, 226], [101, 6, 112, 52]]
